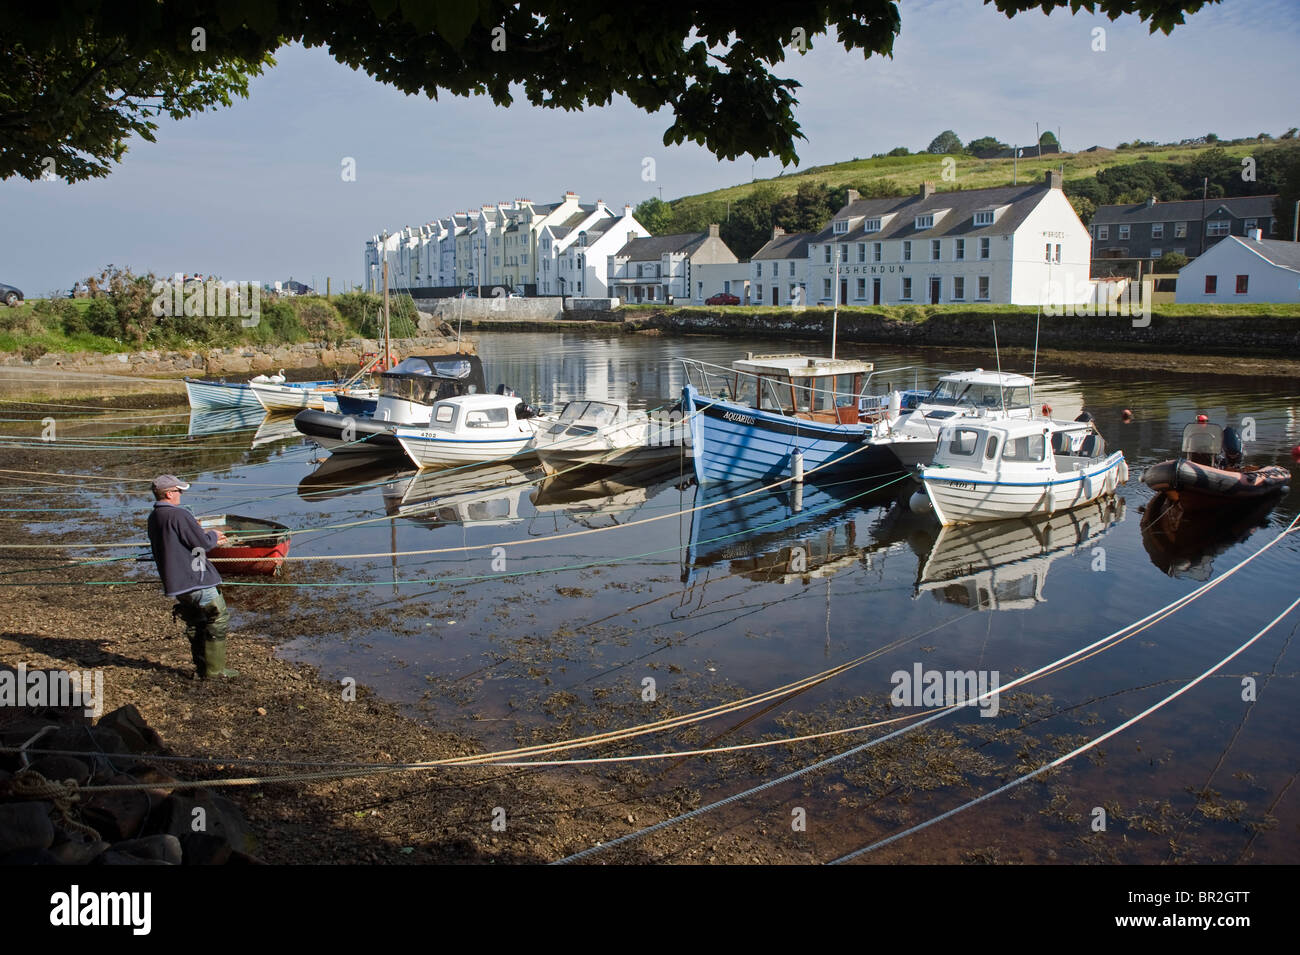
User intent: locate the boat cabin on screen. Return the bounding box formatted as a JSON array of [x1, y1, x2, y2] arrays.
[[423, 393, 534, 434], [376, 354, 487, 421], [918, 370, 1035, 421], [544, 400, 630, 438], [727, 354, 874, 425], [932, 418, 1104, 473]]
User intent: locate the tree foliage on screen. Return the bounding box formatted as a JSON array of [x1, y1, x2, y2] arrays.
[[967, 136, 1008, 158], [4, 0, 1218, 179], [927, 130, 964, 155], [633, 198, 676, 235]]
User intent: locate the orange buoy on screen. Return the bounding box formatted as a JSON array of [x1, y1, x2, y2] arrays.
[[1041, 403, 1052, 417], [1121, 409, 1133, 422], [1292, 445, 1300, 462]]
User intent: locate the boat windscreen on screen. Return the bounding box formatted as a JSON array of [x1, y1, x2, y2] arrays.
[[1181, 422, 1223, 455], [386, 357, 474, 379]]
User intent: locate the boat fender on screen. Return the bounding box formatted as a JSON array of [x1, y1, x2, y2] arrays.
[[791, 449, 804, 484], [909, 490, 932, 515], [1117, 460, 1129, 484]]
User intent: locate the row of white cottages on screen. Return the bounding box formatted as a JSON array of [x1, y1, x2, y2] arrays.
[[368, 173, 1173, 308]]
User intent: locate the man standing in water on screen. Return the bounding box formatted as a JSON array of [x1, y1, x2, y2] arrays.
[[147, 474, 238, 679]]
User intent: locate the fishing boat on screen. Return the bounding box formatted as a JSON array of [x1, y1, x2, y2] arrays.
[[532, 399, 687, 477], [681, 354, 908, 485], [197, 514, 291, 574], [915, 497, 1125, 611], [183, 378, 265, 411], [293, 354, 486, 458], [1142, 417, 1291, 510], [916, 415, 1127, 526], [393, 393, 549, 470], [249, 378, 376, 413]]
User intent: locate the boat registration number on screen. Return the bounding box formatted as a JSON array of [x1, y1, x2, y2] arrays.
[[946, 482, 976, 490]]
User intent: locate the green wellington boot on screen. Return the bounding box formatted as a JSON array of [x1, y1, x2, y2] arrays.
[[202, 638, 240, 679]]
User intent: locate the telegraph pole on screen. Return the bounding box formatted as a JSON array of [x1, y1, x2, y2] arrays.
[[381, 230, 392, 370]]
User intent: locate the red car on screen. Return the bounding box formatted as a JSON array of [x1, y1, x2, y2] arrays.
[[705, 292, 740, 305]]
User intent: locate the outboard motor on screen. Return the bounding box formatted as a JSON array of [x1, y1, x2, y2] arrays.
[[514, 400, 539, 420], [1074, 412, 1094, 424], [1220, 426, 1244, 469], [496, 384, 517, 397]]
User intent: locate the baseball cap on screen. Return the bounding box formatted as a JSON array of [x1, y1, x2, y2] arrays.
[[152, 474, 191, 493]]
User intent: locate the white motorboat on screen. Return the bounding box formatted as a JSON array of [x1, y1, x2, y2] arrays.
[[532, 399, 688, 477], [916, 415, 1128, 526], [394, 393, 550, 470], [868, 369, 1039, 469]]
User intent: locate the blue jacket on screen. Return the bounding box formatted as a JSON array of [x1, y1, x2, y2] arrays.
[[147, 502, 223, 597]]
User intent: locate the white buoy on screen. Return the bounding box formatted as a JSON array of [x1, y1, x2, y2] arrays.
[[909, 490, 932, 515], [791, 449, 804, 484], [888, 390, 902, 420], [792, 481, 803, 513]]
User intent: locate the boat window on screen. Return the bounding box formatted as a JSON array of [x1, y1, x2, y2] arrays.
[[1181, 422, 1223, 456], [1001, 433, 1046, 461], [432, 404, 456, 426], [984, 436, 999, 460], [1004, 386, 1031, 408], [465, 407, 510, 428], [834, 375, 857, 407], [759, 378, 787, 413], [947, 428, 982, 456], [559, 401, 590, 423], [733, 374, 757, 408]]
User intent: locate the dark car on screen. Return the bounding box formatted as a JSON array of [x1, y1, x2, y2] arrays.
[[705, 292, 740, 305], [1, 283, 23, 307]]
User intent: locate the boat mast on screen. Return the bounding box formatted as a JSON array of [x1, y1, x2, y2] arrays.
[[382, 236, 392, 372], [993, 320, 1007, 417], [831, 246, 841, 360]]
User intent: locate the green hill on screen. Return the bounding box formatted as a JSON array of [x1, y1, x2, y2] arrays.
[[639, 137, 1300, 260]]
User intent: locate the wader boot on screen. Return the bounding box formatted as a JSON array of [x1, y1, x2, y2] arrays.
[[174, 601, 209, 678], [200, 591, 238, 679]]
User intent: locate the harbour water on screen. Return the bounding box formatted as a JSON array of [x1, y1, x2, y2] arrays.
[[6, 330, 1298, 863]]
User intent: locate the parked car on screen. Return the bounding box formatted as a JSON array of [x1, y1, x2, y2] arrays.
[[705, 292, 740, 306], [1, 282, 23, 307]]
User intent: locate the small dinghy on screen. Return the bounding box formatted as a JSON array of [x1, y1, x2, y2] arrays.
[[197, 514, 292, 575], [1142, 418, 1291, 510]]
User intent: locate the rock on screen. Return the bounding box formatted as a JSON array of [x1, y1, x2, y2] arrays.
[[49, 835, 111, 864], [0, 801, 55, 854], [81, 774, 151, 842], [145, 793, 254, 864], [97, 704, 166, 754], [27, 755, 91, 785], [113, 834, 183, 865]]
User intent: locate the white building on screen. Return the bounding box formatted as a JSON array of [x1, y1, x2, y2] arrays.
[[608, 225, 739, 303], [807, 172, 1093, 307], [750, 228, 812, 306], [546, 206, 649, 298], [536, 201, 623, 295], [1176, 232, 1300, 303]]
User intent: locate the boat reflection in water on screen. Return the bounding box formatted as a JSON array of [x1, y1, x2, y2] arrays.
[[1140, 491, 1284, 581], [682, 474, 911, 585], [914, 496, 1126, 611], [252, 413, 307, 448], [298, 453, 414, 502], [187, 405, 267, 438]]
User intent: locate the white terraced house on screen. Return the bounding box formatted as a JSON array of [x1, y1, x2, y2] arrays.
[[806, 172, 1093, 307], [541, 205, 649, 299], [608, 224, 739, 303]]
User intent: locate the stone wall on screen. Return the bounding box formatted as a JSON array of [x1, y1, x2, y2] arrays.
[[630, 308, 1300, 356], [0, 335, 470, 377], [419, 297, 566, 322]]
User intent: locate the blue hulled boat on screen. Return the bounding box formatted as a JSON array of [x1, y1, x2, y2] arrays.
[[682, 354, 906, 485]]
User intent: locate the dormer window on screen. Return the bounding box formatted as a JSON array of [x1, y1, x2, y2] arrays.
[[974, 210, 995, 226], [833, 220, 849, 234], [863, 218, 882, 233], [914, 214, 934, 230]]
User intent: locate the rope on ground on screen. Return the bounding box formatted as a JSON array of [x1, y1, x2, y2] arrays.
[[548, 515, 1300, 864]]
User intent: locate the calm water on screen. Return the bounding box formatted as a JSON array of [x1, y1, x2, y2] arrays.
[[6, 331, 1299, 863]]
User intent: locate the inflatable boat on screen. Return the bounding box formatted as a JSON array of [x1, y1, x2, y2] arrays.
[[1142, 418, 1290, 511]]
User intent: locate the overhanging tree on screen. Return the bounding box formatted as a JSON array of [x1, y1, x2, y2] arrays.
[[3, 0, 1221, 182]]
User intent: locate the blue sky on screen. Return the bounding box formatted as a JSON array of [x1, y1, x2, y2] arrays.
[[3, 0, 1298, 296]]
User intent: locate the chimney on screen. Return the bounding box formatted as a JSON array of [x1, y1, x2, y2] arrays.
[[596, 199, 606, 212], [846, 189, 860, 204], [1044, 170, 1063, 190], [1248, 228, 1263, 241], [919, 181, 935, 199], [772, 226, 785, 240], [565, 191, 578, 198], [708, 223, 720, 237], [624, 204, 633, 216], [1146, 196, 1157, 207]]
